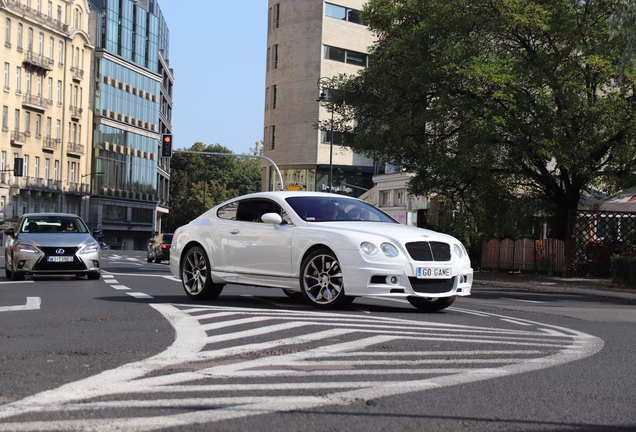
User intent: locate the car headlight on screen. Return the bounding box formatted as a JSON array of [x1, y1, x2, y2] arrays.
[[380, 242, 398, 258], [453, 243, 464, 259], [18, 244, 40, 254], [79, 243, 100, 255], [360, 242, 378, 255]]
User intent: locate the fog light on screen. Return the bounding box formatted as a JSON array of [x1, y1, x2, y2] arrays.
[[18, 261, 26, 269], [389, 276, 398, 284]]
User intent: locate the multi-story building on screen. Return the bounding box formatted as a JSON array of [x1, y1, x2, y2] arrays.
[[263, 0, 380, 196], [1, 0, 94, 224], [86, 0, 173, 250]]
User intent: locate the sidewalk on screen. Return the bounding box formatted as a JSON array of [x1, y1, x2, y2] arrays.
[[472, 270, 636, 301]]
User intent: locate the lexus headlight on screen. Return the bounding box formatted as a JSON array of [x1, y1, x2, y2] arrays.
[[79, 243, 100, 255], [18, 244, 40, 254]]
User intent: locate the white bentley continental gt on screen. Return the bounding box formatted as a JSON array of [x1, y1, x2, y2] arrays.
[[169, 192, 473, 311]]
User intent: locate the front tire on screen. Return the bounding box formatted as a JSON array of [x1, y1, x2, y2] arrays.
[[87, 272, 101, 280], [300, 248, 353, 309], [181, 246, 224, 300], [407, 295, 456, 312]]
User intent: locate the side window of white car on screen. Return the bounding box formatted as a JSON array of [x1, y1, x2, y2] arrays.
[[217, 202, 238, 220], [236, 199, 287, 224]]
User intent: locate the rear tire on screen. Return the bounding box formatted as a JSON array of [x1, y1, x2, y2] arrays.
[[407, 295, 456, 312], [282, 289, 303, 300], [181, 246, 224, 300]]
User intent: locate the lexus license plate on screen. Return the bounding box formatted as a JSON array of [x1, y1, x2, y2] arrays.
[[47, 256, 74, 262], [417, 267, 451, 278]]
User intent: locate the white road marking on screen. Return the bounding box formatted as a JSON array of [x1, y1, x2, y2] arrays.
[[110, 285, 130, 290], [0, 304, 603, 431], [126, 292, 154, 299], [0, 297, 41, 312], [0, 280, 33, 285], [499, 297, 544, 304]]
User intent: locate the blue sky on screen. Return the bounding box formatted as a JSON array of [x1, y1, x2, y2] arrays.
[[158, 1, 268, 155]]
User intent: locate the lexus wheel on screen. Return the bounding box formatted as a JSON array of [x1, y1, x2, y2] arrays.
[[181, 246, 223, 300], [407, 295, 456, 312], [300, 248, 353, 309]]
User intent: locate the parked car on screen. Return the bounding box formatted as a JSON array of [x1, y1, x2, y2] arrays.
[[4, 213, 102, 280], [169, 191, 473, 311], [147, 233, 173, 263]]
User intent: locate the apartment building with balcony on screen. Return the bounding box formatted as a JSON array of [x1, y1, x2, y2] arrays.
[[263, 0, 381, 195], [1, 0, 93, 223], [86, 0, 173, 250]]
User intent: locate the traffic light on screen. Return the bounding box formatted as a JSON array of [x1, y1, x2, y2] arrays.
[[353, 166, 362, 184], [335, 168, 345, 186], [13, 158, 23, 177], [161, 134, 173, 158]]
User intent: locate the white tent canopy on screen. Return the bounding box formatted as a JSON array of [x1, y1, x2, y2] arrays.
[[596, 186, 636, 212]]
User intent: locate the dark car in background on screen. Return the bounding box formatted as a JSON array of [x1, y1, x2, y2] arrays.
[[147, 233, 173, 263]]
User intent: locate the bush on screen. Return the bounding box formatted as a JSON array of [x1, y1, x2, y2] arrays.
[[610, 255, 636, 288]]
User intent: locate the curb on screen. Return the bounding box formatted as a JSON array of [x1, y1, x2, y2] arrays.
[[473, 279, 636, 301]]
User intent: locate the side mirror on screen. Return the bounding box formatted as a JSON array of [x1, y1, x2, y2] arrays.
[[4, 228, 15, 237], [92, 228, 103, 238], [0, 210, 5, 224], [261, 212, 283, 225]]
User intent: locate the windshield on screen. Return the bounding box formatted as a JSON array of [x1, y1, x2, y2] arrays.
[[20, 216, 89, 234], [286, 196, 397, 223]]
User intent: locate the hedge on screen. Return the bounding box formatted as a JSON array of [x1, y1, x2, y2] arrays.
[[610, 255, 636, 289]]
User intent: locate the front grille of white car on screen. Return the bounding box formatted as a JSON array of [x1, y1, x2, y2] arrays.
[[409, 277, 455, 293], [405, 241, 451, 261]]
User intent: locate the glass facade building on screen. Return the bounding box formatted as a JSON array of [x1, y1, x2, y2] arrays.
[[87, 0, 172, 249]]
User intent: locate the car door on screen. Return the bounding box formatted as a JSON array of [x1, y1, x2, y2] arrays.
[[226, 198, 294, 277]]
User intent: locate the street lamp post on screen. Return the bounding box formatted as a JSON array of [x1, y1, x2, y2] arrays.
[[317, 77, 335, 192], [80, 172, 104, 226]]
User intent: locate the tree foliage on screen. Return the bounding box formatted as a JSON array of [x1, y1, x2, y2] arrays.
[[163, 142, 263, 232], [329, 0, 636, 241]]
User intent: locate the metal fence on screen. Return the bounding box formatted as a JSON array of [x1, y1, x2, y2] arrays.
[[480, 211, 636, 277], [568, 210, 636, 277]]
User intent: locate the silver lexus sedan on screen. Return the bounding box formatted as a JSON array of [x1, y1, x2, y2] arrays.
[[4, 213, 102, 280]]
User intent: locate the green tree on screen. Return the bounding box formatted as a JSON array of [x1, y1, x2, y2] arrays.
[[163, 142, 263, 232], [329, 0, 636, 241]]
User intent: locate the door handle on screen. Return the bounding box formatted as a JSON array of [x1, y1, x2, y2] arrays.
[[230, 229, 240, 235]]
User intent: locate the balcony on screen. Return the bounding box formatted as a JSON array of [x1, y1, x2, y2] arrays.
[[70, 66, 84, 81], [42, 136, 61, 152], [23, 50, 53, 75], [6, 1, 66, 33], [66, 142, 84, 156], [69, 105, 83, 121], [23, 93, 50, 111], [10, 130, 26, 147]]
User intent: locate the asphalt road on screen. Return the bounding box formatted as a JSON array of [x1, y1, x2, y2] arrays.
[[0, 250, 634, 431]]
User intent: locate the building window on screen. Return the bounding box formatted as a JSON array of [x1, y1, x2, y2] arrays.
[[23, 155, 29, 178], [47, 77, 52, 101], [273, 44, 278, 69], [34, 157, 40, 179], [49, 37, 54, 61], [24, 111, 30, 135], [380, 191, 391, 207], [58, 41, 63, 65], [56, 80, 61, 105], [54, 160, 59, 180], [272, 4, 280, 29], [35, 114, 41, 138], [320, 130, 345, 145], [16, 24, 22, 50], [324, 45, 368, 67], [2, 106, 8, 131], [271, 125, 276, 150], [325, 3, 365, 25], [15, 66, 21, 93], [5, 18, 10, 46], [3, 63, 9, 91], [14, 109, 19, 130], [272, 85, 277, 109]]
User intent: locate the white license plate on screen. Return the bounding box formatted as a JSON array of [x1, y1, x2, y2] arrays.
[[47, 256, 74, 262], [417, 267, 451, 278]]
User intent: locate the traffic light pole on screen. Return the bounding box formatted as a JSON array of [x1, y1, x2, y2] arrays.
[[173, 151, 286, 191]]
